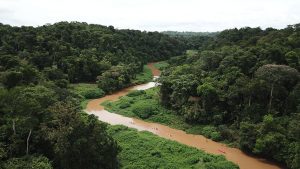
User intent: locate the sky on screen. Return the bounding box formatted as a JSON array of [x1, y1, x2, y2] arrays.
[[0, 0, 300, 32]]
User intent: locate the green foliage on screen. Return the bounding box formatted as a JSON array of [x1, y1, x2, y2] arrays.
[[82, 87, 105, 99], [0, 21, 184, 89], [70, 83, 104, 99], [2, 156, 53, 169], [118, 101, 131, 109], [202, 126, 221, 141], [108, 125, 238, 169], [80, 99, 91, 109], [153, 61, 170, 70], [287, 142, 300, 169], [162, 32, 218, 50], [132, 100, 158, 119], [43, 67, 67, 81], [105, 90, 159, 119], [1, 21, 300, 169], [285, 51, 300, 69], [127, 90, 146, 97], [162, 31, 218, 37], [239, 122, 258, 152], [158, 24, 300, 168], [132, 65, 153, 84], [54, 79, 69, 88], [97, 64, 136, 93], [186, 50, 198, 56], [0, 65, 40, 89], [104, 87, 228, 142], [43, 102, 119, 169], [1, 71, 22, 89], [0, 85, 119, 169]]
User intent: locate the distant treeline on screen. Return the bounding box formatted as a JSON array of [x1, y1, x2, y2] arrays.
[[162, 31, 219, 37]]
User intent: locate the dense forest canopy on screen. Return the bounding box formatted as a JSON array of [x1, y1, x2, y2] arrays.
[[0, 22, 184, 169], [0, 21, 299, 169], [162, 31, 219, 37], [0, 21, 184, 86], [162, 31, 218, 50], [159, 24, 300, 169]]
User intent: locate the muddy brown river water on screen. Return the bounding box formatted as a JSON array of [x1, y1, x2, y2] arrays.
[[85, 63, 282, 169]]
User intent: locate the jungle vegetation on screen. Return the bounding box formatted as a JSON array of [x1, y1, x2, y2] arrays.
[[159, 24, 300, 169], [0, 21, 184, 168]]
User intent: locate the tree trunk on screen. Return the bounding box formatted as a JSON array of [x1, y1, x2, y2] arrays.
[[268, 83, 274, 113], [26, 129, 32, 155], [12, 119, 16, 135], [248, 95, 252, 107], [202, 99, 206, 110]]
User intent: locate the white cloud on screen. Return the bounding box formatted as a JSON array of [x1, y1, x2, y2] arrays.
[[0, 0, 299, 31]]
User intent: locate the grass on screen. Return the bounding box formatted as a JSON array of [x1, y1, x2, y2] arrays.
[[102, 88, 188, 129], [153, 61, 169, 70], [69, 83, 104, 109], [71, 64, 152, 109], [108, 125, 238, 169], [79, 84, 238, 168], [69, 83, 103, 97], [80, 99, 91, 109], [102, 87, 226, 142], [132, 65, 153, 84]]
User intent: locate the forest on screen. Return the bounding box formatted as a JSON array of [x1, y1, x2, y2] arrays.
[[158, 24, 300, 169], [0, 21, 299, 169], [104, 24, 300, 169], [0, 22, 184, 168]]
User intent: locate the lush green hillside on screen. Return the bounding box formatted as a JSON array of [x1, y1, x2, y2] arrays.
[[158, 24, 300, 169], [0, 22, 184, 92], [0, 22, 184, 169], [1, 21, 299, 169]]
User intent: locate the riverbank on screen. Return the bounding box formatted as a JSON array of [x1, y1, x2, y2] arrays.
[[108, 125, 238, 169], [102, 87, 227, 143], [85, 62, 282, 169]]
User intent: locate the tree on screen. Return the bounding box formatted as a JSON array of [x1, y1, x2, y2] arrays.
[[2, 156, 53, 169], [42, 102, 119, 169], [1, 71, 22, 89], [255, 64, 299, 113], [239, 122, 258, 152], [97, 64, 134, 93], [285, 51, 299, 70], [197, 82, 218, 111]]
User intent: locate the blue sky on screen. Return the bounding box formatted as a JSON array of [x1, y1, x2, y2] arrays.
[[0, 0, 299, 31]]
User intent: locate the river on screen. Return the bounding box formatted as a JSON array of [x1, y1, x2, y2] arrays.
[[85, 63, 282, 169]]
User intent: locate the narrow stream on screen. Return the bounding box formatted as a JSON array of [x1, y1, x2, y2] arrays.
[[85, 63, 282, 169]]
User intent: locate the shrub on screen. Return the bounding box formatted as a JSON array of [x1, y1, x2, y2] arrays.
[[202, 126, 221, 141], [150, 150, 162, 158], [210, 132, 221, 141], [82, 88, 105, 99], [3, 156, 53, 169], [204, 160, 239, 169], [154, 61, 169, 70], [71, 84, 105, 99], [55, 79, 69, 88], [218, 125, 236, 142], [127, 90, 146, 97], [132, 100, 157, 119], [119, 101, 131, 109]]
